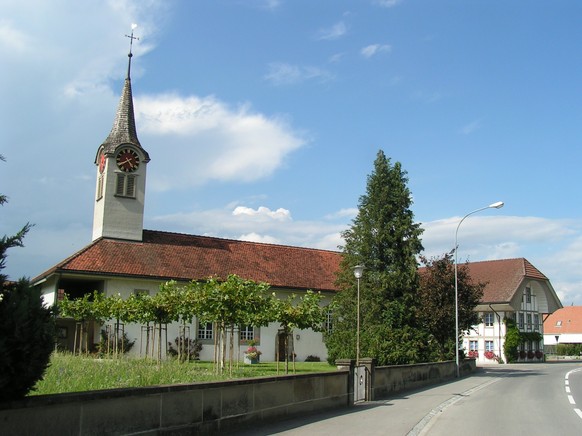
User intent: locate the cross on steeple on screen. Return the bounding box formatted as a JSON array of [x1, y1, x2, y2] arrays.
[[125, 24, 139, 78]]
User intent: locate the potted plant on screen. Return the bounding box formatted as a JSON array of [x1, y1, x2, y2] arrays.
[[484, 351, 496, 360], [535, 350, 543, 360], [244, 339, 262, 364], [468, 350, 479, 359]]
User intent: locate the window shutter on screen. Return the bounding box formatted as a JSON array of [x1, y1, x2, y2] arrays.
[[126, 175, 136, 198], [116, 173, 125, 196]]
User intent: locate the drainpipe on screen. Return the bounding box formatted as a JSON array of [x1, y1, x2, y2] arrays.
[[489, 304, 502, 362]]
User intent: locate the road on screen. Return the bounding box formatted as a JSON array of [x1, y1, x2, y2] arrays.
[[240, 363, 582, 436]]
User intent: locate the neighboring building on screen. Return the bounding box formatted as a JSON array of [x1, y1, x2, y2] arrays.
[[543, 306, 582, 353], [462, 258, 562, 364]]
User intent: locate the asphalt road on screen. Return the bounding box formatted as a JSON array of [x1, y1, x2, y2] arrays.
[[239, 363, 582, 436]]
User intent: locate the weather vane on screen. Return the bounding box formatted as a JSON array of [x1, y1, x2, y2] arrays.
[[124, 24, 139, 78], [125, 23, 139, 57]]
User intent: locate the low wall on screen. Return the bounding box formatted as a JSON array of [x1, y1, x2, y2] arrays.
[[0, 371, 349, 435], [372, 359, 477, 400], [0, 359, 476, 435]]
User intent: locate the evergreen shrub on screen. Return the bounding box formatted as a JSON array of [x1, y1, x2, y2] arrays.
[[0, 279, 56, 401]]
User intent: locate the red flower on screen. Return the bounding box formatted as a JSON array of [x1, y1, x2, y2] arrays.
[[484, 351, 496, 360]]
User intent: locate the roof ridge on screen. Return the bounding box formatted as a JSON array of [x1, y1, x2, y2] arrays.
[[142, 229, 341, 254]]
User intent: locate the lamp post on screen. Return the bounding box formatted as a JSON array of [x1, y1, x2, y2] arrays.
[[454, 201, 504, 378], [354, 265, 364, 366]]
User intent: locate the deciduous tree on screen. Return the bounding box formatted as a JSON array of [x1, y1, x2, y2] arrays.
[[418, 253, 484, 360]]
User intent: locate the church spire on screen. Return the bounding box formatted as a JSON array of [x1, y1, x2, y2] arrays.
[[98, 24, 149, 160]]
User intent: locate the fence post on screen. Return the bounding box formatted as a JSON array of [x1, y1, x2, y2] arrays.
[[359, 358, 376, 401], [336, 359, 355, 406]]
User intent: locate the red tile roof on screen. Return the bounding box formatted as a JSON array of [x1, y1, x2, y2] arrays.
[[33, 230, 342, 292], [543, 306, 582, 334], [464, 258, 548, 303], [33, 231, 551, 304]]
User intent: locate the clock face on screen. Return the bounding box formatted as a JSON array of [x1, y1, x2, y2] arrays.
[[116, 148, 140, 172], [99, 153, 106, 173]]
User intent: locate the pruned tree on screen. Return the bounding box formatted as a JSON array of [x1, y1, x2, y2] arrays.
[[418, 253, 484, 360], [59, 291, 104, 355], [272, 290, 326, 374], [326, 150, 429, 365], [195, 275, 272, 375]]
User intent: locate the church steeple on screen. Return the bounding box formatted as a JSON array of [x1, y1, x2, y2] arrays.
[[92, 25, 150, 242], [97, 25, 149, 160]]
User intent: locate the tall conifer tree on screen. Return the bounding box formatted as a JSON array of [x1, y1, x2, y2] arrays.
[[325, 150, 428, 365]]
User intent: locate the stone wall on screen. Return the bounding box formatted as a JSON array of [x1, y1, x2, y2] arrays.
[[0, 359, 477, 435], [0, 371, 349, 435], [372, 359, 477, 400]]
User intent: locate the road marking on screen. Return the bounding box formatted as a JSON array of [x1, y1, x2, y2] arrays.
[[409, 376, 503, 436], [565, 368, 582, 420]]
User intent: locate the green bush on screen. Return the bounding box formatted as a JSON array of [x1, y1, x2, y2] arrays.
[[168, 337, 202, 362], [557, 343, 582, 356], [98, 328, 136, 356], [305, 355, 321, 362], [0, 279, 56, 401]]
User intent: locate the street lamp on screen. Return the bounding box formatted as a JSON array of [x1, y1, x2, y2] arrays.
[[454, 201, 504, 378], [354, 265, 364, 366]]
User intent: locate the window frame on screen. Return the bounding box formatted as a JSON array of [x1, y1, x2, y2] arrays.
[[197, 321, 214, 342], [485, 340, 494, 352], [484, 312, 494, 327]]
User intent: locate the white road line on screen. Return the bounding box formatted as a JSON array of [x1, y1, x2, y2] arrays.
[[565, 368, 582, 420]]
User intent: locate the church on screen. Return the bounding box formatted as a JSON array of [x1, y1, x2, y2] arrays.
[[31, 38, 340, 362], [31, 38, 562, 364]]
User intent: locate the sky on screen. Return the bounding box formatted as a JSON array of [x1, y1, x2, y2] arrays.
[[1, 0, 582, 305]]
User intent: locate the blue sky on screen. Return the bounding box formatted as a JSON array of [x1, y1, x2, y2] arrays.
[[2, 0, 582, 305]]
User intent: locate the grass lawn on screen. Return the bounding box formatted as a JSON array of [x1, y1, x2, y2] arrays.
[[31, 352, 336, 396]]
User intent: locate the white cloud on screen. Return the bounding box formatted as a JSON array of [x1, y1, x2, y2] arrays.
[[374, 0, 402, 7], [136, 93, 306, 190], [264, 63, 334, 85], [232, 206, 292, 222], [329, 53, 345, 63], [150, 203, 348, 251], [459, 119, 482, 135], [325, 208, 358, 220], [238, 232, 281, 244], [361, 44, 392, 58], [317, 21, 348, 40], [0, 20, 33, 54]]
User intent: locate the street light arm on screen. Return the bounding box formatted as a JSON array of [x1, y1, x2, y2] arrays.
[[454, 202, 504, 258], [453, 200, 503, 378]]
